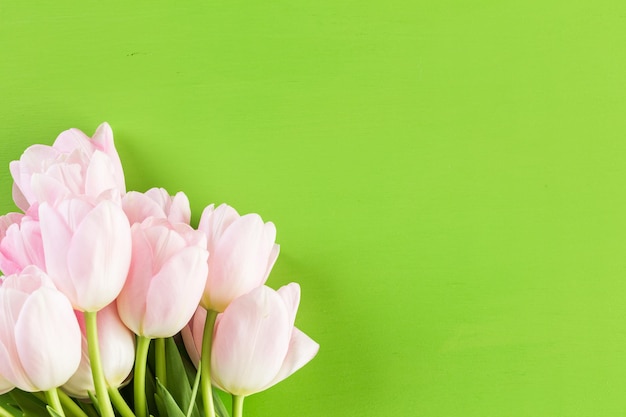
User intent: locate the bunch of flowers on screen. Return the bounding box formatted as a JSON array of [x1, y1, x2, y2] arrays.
[[0, 123, 319, 417]]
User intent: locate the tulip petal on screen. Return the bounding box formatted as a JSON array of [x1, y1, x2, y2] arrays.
[[181, 307, 205, 367], [39, 203, 77, 302], [208, 214, 275, 311], [117, 226, 154, 334], [169, 192, 191, 224], [31, 172, 75, 207], [0, 220, 44, 275], [263, 327, 319, 391], [143, 246, 208, 337], [10, 145, 60, 206], [198, 204, 239, 254], [67, 201, 131, 311], [276, 283, 300, 329], [53, 128, 94, 155], [211, 286, 291, 396], [122, 191, 164, 225], [264, 243, 280, 283], [85, 151, 119, 199], [14, 287, 81, 390], [12, 182, 29, 212]]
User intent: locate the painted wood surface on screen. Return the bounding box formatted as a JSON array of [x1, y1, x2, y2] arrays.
[[2, 1, 626, 415]]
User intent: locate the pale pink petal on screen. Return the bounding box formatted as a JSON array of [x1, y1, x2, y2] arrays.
[[63, 304, 135, 398], [211, 286, 291, 396], [198, 204, 239, 254], [117, 226, 154, 334], [84, 151, 120, 199], [168, 192, 191, 224], [91, 123, 125, 193], [264, 244, 280, 283], [144, 188, 170, 208], [10, 145, 59, 206], [31, 173, 75, 207], [142, 246, 208, 337], [0, 220, 44, 275], [38, 203, 76, 302], [53, 128, 94, 155], [276, 283, 300, 328], [122, 191, 164, 224], [0, 374, 13, 394], [142, 221, 187, 271], [181, 307, 206, 367], [66, 201, 131, 311], [263, 327, 319, 391], [15, 286, 81, 390], [41, 161, 83, 196], [0, 213, 24, 239], [12, 182, 29, 212], [208, 214, 274, 311]]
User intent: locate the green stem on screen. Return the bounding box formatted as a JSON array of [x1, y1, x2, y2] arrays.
[[155, 338, 166, 387], [84, 311, 115, 417], [108, 387, 136, 417], [57, 389, 89, 417], [134, 336, 152, 417], [232, 395, 245, 417], [45, 388, 65, 417], [200, 310, 218, 417], [186, 360, 202, 417]]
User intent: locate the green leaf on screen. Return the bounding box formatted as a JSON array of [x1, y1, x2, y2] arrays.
[[85, 391, 99, 416], [154, 380, 185, 417], [163, 338, 199, 417], [45, 406, 63, 417], [212, 390, 229, 417], [0, 393, 22, 417], [9, 390, 47, 417], [77, 401, 100, 417], [145, 362, 159, 416]]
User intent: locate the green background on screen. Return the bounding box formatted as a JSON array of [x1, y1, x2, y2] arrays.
[[2, 1, 626, 415]]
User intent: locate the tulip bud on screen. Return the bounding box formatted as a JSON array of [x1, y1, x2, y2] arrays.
[[62, 303, 135, 398], [39, 197, 132, 312], [117, 218, 208, 338], [198, 203, 279, 312], [182, 283, 319, 396], [10, 122, 125, 211], [0, 212, 45, 275], [122, 188, 191, 225], [0, 266, 81, 392]]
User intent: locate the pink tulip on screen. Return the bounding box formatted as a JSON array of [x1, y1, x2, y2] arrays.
[[39, 197, 132, 312], [0, 266, 81, 392], [0, 212, 45, 275], [198, 204, 279, 312], [122, 188, 191, 225], [0, 375, 12, 395], [62, 303, 135, 398], [117, 218, 208, 338], [182, 283, 319, 396], [10, 122, 125, 211]]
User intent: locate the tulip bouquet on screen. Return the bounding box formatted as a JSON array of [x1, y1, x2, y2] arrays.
[[0, 123, 319, 417]]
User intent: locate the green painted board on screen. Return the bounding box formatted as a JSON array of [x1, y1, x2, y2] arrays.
[[2, 1, 626, 415]]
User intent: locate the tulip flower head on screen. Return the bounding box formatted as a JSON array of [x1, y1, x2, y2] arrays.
[[183, 283, 319, 397], [38, 197, 132, 312], [198, 203, 279, 312], [122, 188, 191, 225], [117, 218, 209, 338], [0, 212, 45, 276], [0, 266, 81, 392], [62, 303, 135, 398], [10, 122, 126, 211]]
